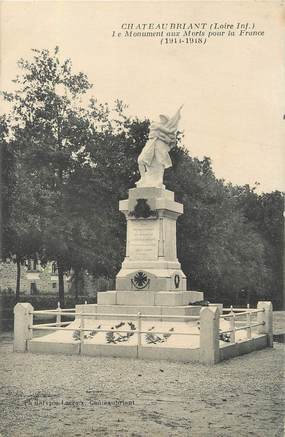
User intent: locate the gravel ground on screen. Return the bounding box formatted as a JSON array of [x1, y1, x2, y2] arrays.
[[0, 312, 284, 437]]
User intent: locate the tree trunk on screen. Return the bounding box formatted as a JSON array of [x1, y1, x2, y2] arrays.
[[247, 290, 251, 307], [15, 257, 21, 302], [235, 291, 240, 307], [57, 262, 65, 308], [74, 270, 79, 303]]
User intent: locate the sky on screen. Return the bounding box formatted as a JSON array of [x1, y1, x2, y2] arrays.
[[1, 0, 284, 193]]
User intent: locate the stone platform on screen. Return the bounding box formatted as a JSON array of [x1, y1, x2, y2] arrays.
[[14, 301, 272, 364], [97, 290, 204, 306], [75, 302, 203, 322], [27, 304, 265, 363], [27, 302, 203, 360], [28, 316, 201, 351]]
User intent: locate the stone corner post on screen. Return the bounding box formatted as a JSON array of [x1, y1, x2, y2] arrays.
[[199, 306, 220, 365], [14, 302, 34, 352], [257, 301, 273, 347]]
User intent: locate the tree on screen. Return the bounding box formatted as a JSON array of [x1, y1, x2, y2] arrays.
[[260, 192, 284, 308], [230, 184, 284, 308], [2, 47, 92, 306], [163, 149, 271, 304], [1, 115, 42, 300], [0, 115, 9, 262], [2, 49, 142, 304]]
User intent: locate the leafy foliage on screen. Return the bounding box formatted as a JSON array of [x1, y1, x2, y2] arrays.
[[145, 327, 174, 344], [105, 321, 136, 344]]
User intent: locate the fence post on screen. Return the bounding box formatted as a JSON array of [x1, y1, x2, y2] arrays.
[[246, 303, 251, 339], [257, 301, 273, 347], [229, 305, 236, 343], [56, 301, 61, 327], [200, 306, 220, 365], [14, 303, 34, 352]]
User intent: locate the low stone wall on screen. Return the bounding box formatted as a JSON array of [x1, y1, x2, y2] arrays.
[[14, 301, 273, 365], [219, 335, 268, 361]]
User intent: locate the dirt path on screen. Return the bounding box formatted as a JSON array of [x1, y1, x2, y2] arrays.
[[0, 313, 284, 437]]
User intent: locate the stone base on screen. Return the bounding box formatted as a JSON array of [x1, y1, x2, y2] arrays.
[[116, 267, 187, 292], [76, 302, 202, 321], [97, 290, 204, 306], [28, 339, 80, 355], [118, 186, 187, 292], [76, 303, 202, 316]]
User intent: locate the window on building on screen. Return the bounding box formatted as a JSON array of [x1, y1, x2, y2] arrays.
[[51, 262, 57, 275], [30, 282, 38, 295], [52, 282, 57, 289]]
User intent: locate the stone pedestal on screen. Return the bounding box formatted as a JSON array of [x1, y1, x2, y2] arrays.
[[98, 186, 203, 306]]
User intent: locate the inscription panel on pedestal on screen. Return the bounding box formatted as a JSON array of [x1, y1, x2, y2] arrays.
[[128, 220, 158, 260]]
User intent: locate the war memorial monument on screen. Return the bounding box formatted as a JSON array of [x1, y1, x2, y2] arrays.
[[13, 107, 273, 364]]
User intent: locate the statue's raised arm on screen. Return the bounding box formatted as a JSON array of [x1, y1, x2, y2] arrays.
[[137, 106, 183, 188], [165, 105, 183, 131]]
